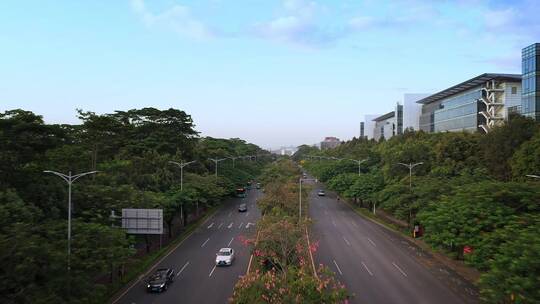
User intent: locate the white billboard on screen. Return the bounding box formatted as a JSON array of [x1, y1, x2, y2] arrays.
[[122, 209, 163, 235]]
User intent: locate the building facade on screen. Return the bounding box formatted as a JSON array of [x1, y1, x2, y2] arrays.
[[418, 73, 522, 133], [522, 43, 540, 121], [363, 114, 380, 140], [403, 93, 430, 131], [372, 103, 403, 141], [320, 137, 341, 149]]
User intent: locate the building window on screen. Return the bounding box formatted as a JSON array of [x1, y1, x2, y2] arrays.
[[511, 86, 517, 94]]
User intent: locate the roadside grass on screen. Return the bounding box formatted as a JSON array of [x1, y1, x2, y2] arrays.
[[107, 204, 221, 303]]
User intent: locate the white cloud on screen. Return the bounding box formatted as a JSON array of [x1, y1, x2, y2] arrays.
[[484, 7, 516, 29], [130, 0, 214, 40]]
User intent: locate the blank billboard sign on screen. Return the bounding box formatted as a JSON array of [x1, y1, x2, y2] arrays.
[[122, 208, 163, 235]]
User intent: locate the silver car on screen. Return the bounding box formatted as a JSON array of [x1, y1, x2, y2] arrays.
[[215, 248, 235, 266]]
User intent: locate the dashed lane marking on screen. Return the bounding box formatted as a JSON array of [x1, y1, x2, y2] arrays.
[[367, 238, 376, 247], [207, 222, 214, 229], [209, 265, 216, 277], [333, 259, 343, 275], [218, 222, 223, 229], [201, 238, 210, 248], [228, 237, 234, 247], [392, 262, 408, 277], [361, 262, 373, 276], [343, 236, 351, 246], [228, 222, 233, 229], [238, 222, 244, 229], [176, 261, 190, 277]]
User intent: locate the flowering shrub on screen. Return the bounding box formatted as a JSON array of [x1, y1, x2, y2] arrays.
[[230, 160, 349, 303]]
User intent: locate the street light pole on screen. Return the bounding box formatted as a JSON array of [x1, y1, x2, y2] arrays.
[[209, 158, 228, 178], [526, 174, 540, 179], [396, 162, 423, 228], [43, 170, 98, 270], [169, 160, 197, 191], [397, 162, 424, 191]]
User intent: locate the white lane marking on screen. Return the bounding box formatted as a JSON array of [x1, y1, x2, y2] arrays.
[[361, 262, 373, 276], [228, 212, 232, 217], [207, 222, 214, 229], [218, 222, 223, 229], [201, 238, 210, 248], [392, 262, 408, 277], [246, 211, 249, 217], [351, 221, 358, 228], [238, 222, 244, 229], [332, 219, 337, 227], [367, 238, 376, 247], [176, 261, 190, 277], [228, 237, 234, 247], [343, 236, 351, 246], [333, 259, 343, 275], [228, 222, 233, 229], [246, 222, 255, 229], [209, 265, 216, 277]]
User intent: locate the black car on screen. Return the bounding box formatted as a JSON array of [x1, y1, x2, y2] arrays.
[[146, 268, 175, 293], [238, 203, 247, 212]]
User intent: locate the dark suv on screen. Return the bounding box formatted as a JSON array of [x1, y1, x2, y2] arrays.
[[146, 268, 175, 293]]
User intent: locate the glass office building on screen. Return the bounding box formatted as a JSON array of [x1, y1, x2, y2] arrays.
[[434, 89, 481, 132], [522, 43, 540, 121], [418, 74, 522, 133]]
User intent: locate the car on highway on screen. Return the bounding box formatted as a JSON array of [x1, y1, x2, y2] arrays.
[[215, 248, 235, 266], [317, 190, 326, 196], [146, 268, 175, 293], [238, 203, 247, 212], [256, 182, 261, 189]]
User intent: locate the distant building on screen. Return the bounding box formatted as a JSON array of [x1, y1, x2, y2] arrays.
[[363, 114, 380, 140], [372, 103, 402, 141], [417, 73, 522, 133], [320, 137, 341, 150], [522, 43, 540, 121], [403, 93, 430, 131], [360, 122, 365, 138]]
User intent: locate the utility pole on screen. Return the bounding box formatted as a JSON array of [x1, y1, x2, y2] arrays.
[[43, 170, 99, 271]]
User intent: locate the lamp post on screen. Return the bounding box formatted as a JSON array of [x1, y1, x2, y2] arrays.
[[229, 156, 240, 168], [347, 158, 368, 175], [397, 162, 424, 191], [169, 160, 197, 191], [43, 170, 98, 270], [209, 158, 228, 178], [396, 162, 423, 228], [169, 160, 197, 227]]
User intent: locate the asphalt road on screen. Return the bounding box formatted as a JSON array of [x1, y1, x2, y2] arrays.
[[112, 188, 262, 304], [309, 182, 472, 304]]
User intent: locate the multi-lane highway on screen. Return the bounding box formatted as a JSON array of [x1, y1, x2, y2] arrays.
[[112, 188, 262, 304], [309, 182, 476, 304]]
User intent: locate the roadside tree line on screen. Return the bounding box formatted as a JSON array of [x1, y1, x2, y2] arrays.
[[297, 114, 540, 304], [0, 108, 270, 304]]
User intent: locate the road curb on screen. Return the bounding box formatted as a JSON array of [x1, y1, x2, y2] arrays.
[[305, 226, 318, 279]]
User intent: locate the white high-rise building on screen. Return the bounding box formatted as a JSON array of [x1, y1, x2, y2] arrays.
[[363, 114, 380, 140]]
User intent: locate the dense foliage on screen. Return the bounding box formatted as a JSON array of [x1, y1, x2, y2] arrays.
[[230, 160, 348, 303], [299, 116, 540, 304], [0, 108, 269, 304]]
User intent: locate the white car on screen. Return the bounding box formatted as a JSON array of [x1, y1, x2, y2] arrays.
[[215, 248, 235, 266]]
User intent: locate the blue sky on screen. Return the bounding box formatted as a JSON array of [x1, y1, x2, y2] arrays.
[[1, 0, 539, 149]]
